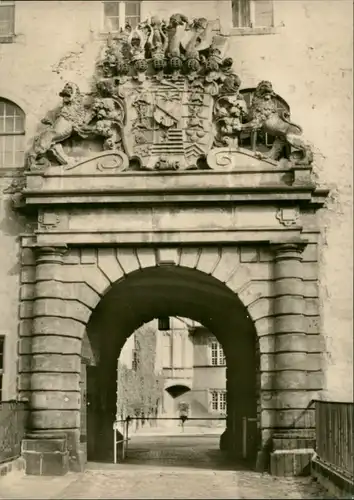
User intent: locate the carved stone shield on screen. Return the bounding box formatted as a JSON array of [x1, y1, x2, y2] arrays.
[[121, 77, 215, 170]]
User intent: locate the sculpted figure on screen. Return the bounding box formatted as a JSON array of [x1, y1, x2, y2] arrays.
[[90, 97, 126, 151], [146, 16, 168, 79], [214, 74, 247, 147], [27, 82, 89, 168], [242, 80, 313, 164]]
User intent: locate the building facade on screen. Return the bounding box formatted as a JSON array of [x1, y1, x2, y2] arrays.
[[0, 0, 352, 477], [119, 317, 227, 425]]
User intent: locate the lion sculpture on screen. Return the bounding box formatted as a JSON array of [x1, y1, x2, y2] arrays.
[[242, 80, 313, 165], [27, 82, 89, 168]]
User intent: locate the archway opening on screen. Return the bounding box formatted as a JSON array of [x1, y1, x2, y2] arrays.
[[80, 265, 260, 467]]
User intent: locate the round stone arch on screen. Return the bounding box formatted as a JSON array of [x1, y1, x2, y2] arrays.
[[27, 245, 273, 472], [71, 246, 269, 464]]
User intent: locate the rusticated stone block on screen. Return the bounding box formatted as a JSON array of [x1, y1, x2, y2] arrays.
[[238, 280, 270, 307], [20, 284, 35, 301], [30, 336, 81, 355], [274, 314, 305, 334], [21, 248, 36, 266], [259, 333, 307, 354], [260, 390, 317, 410], [305, 315, 320, 334], [33, 316, 85, 338], [261, 353, 308, 373], [63, 249, 80, 265], [304, 281, 318, 297], [80, 266, 110, 296], [305, 298, 319, 316], [261, 408, 315, 428], [274, 260, 302, 280], [30, 409, 80, 429], [18, 373, 31, 391], [270, 449, 313, 477], [35, 281, 100, 309], [31, 353, 81, 373], [254, 316, 273, 336], [18, 355, 32, 373], [302, 262, 317, 281], [274, 295, 304, 315], [248, 297, 272, 321], [19, 301, 34, 319], [274, 277, 303, 297], [31, 391, 80, 410], [19, 337, 31, 354], [19, 319, 33, 337], [36, 263, 62, 281], [33, 298, 91, 324], [226, 263, 251, 293], [251, 263, 272, 280], [308, 335, 325, 353], [261, 371, 308, 391], [22, 438, 67, 453], [240, 247, 259, 263], [302, 243, 318, 262], [274, 352, 308, 371], [21, 266, 36, 284], [29, 373, 80, 391], [259, 248, 273, 262], [306, 353, 322, 371], [23, 449, 69, 476]]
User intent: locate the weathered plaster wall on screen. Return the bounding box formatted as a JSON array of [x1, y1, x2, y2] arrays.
[[0, 0, 352, 401]]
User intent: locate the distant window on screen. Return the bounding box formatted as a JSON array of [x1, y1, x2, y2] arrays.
[[0, 98, 25, 169], [103, 0, 141, 32], [0, 336, 4, 401], [232, 0, 274, 28], [210, 341, 226, 366], [210, 390, 226, 412], [0, 0, 15, 39]]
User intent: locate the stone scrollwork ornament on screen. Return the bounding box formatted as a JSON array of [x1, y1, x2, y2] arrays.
[[25, 13, 315, 174]]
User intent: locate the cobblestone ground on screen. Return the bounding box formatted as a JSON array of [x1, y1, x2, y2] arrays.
[[0, 435, 332, 499]]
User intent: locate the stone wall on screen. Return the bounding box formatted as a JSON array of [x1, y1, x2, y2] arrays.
[[0, 0, 352, 403]]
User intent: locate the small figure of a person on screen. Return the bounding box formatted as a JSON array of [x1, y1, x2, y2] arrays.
[[180, 413, 188, 432]]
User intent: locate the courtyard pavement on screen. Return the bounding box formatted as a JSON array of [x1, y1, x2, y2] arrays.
[[0, 435, 332, 499]]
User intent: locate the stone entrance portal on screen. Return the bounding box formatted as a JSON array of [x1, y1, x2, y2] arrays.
[[82, 264, 259, 463], [11, 11, 329, 477]]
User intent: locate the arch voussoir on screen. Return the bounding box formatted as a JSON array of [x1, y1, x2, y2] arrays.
[[97, 248, 124, 284], [116, 248, 140, 274], [247, 297, 273, 324], [196, 247, 220, 275], [211, 247, 240, 283]]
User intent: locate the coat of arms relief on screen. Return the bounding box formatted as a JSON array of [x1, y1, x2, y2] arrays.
[[26, 14, 313, 174]]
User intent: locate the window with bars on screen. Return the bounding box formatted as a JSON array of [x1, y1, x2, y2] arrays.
[[210, 341, 226, 366], [103, 1, 141, 32], [0, 336, 4, 401], [210, 390, 227, 412], [0, 0, 15, 39], [0, 98, 25, 169], [232, 0, 274, 28]]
